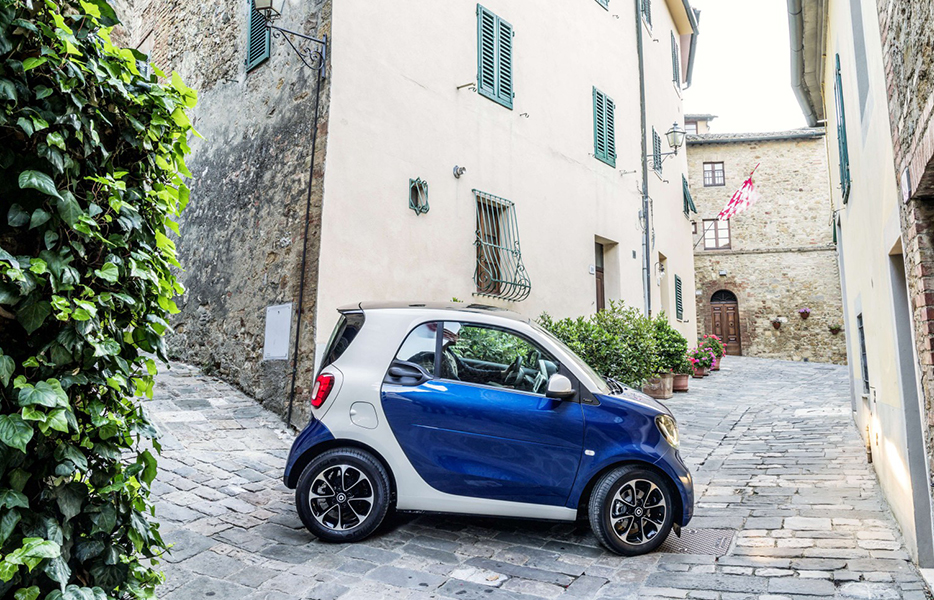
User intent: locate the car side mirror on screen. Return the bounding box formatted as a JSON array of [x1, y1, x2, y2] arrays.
[[545, 374, 575, 399]]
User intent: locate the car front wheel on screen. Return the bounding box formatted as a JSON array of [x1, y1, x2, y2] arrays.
[[295, 447, 391, 543], [589, 465, 674, 556]]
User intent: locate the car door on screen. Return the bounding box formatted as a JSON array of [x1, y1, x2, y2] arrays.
[[381, 321, 584, 506]]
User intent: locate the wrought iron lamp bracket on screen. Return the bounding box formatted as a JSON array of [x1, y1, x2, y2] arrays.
[[263, 18, 328, 76]]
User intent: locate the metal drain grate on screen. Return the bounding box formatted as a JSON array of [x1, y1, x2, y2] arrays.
[[658, 528, 734, 556]]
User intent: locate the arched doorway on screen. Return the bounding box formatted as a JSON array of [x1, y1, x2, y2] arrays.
[[711, 290, 741, 355]]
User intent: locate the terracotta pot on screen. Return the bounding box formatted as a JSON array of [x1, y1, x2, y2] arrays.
[[800, 311, 810, 319], [772, 321, 781, 329], [829, 327, 842, 335], [673, 373, 689, 392], [703, 367, 710, 376], [642, 373, 674, 400], [692, 366, 705, 378], [711, 356, 721, 371]]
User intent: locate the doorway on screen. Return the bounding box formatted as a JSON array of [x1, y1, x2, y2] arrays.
[[595, 242, 605, 311], [711, 290, 741, 355]]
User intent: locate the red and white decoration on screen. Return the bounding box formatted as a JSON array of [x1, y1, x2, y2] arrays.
[[718, 163, 761, 221]]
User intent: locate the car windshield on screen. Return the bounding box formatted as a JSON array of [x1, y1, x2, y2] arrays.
[[532, 323, 612, 395]]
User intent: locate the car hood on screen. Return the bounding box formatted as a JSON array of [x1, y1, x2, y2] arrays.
[[596, 385, 671, 416]]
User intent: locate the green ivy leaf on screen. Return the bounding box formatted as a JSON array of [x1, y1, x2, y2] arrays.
[[14, 585, 40, 600], [139, 450, 157, 486], [8, 204, 29, 227], [0, 560, 18, 582], [55, 193, 81, 227], [17, 300, 51, 334], [0, 509, 21, 546], [18, 170, 62, 200], [23, 57, 46, 70], [18, 380, 68, 408], [0, 355, 13, 387], [41, 409, 69, 434], [93, 263, 118, 283], [0, 415, 33, 453], [0, 489, 29, 510]]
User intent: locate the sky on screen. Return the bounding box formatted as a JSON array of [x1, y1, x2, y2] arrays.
[[684, 0, 809, 133]]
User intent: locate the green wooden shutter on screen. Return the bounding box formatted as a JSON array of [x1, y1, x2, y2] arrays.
[[834, 54, 851, 203], [675, 275, 683, 321], [642, 0, 652, 26], [593, 88, 615, 167], [652, 128, 662, 172], [596, 0, 610, 8], [683, 175, 697, 215], [671, 32, 681, 89], [477, 5, 513, 110], [246, 0, 270, 72]]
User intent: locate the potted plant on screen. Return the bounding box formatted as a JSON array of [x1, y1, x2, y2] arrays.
[[799, 307, 811, 320], [687, 345, 715, 377], [829, 323, 842, 335], [672, 357, 692, 392], [771, 318, 782, 330], [641, 315, 689, 400], [700, 334, 726, 370]]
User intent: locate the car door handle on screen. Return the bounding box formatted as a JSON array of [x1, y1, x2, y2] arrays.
[[389, 367, 413, 378], [384, 360, 431, 386]]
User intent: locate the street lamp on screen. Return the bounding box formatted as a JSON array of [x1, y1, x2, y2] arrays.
[[254, 0, 286, 19]]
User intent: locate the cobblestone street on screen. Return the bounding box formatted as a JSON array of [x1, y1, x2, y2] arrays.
[[148, 357, 931, 599]]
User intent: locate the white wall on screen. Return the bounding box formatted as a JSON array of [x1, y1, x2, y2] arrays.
[[315, 0, 696, 344]]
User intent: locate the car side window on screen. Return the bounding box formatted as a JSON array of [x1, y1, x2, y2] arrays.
[[394, 323, 438, 375], [440, 322, 558, 395]]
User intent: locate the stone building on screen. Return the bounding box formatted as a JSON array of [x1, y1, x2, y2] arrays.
[[686, 123, 846, 364], [112, 0, 702, 427], [789, 0, 934, 566]]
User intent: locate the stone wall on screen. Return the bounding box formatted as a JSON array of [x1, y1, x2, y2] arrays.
[[112, 0, 332, 425], [687, 133, 847, 364]]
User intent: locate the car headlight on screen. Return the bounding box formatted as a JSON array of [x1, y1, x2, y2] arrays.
[[655, 414, 680, 448]]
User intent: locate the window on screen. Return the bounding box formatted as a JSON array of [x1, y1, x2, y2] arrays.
[[703, 162, 725, 187], [682, 175, 697, 216], [439, 323, 557, 395], [652, 127, 662, 173], [834, 54, 852, 202], [246, 0, 270, 72], [641, 0, 652, 26], [477, 5, 514, 110], [671, 32, 681, 89], [857, 313, 869, 393], [702, 219, 731, 249], [394, 323, 439, 374], [321, 312, 365, 371], [685, 120, 697, 134], [474, 190, 531, 301], [675, 275, 683, 321], [593, 88, 616, 167]]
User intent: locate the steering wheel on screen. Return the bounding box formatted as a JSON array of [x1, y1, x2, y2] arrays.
[[503, 355, 524, 386]]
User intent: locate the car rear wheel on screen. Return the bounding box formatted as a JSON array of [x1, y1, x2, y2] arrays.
[[589, 465, 674, 556], [296, 447, 391, 543]]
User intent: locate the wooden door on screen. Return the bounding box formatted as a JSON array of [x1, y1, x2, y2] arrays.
[[711, 301, 741, 355]]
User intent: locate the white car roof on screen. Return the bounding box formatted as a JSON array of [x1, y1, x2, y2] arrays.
[[338, 301, 530, 324]]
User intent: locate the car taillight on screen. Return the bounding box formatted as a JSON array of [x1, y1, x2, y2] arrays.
[[311, 373, 335, 409]]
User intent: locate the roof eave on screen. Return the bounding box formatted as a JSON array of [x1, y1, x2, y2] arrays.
[[787, 0, 827, 126]]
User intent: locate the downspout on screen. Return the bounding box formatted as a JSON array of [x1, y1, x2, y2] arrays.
[[636, 0, 651, 316], [787, 0, 820, 127]]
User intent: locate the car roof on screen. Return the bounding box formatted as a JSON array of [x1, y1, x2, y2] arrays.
[[337, 301, 530, 323]]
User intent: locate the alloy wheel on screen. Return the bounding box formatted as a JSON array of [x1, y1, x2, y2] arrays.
[[308, 464, 374, 530], [609, 478, 668, 546]]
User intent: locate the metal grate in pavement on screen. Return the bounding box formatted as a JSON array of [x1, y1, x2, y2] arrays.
[[658, 528, 734, 556]]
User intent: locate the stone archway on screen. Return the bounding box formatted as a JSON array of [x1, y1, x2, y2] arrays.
[[711, 290, 742, 356]]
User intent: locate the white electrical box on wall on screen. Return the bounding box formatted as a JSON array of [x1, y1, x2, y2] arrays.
[[263, 303, 293, 361]]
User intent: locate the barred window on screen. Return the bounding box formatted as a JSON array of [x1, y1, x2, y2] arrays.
[[474, 190, 531, 302]]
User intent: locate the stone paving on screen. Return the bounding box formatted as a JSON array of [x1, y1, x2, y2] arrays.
[[147, 356, 932, 599]]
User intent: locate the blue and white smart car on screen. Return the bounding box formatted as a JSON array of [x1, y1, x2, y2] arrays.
[[283, 302, 693, 555]]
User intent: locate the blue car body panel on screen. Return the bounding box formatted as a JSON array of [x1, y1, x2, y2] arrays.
[[380, 381, 584, 505], [563, 393, 694, 526], [283, 418, 334, 487]]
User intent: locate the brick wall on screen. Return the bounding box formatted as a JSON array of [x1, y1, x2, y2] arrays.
[[113, 0, 333, 426], [687, 134, 847, 364]]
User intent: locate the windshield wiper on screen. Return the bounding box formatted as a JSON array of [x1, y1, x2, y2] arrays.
[[603, 375, 625, 395]]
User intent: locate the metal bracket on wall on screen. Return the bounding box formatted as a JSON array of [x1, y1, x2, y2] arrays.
[[267, 23, 328, 76]]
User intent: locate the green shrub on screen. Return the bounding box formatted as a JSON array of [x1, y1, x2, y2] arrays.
[[0, 1, 195, 598], [652, 313, 689, 373], [538, 301, 658, 387]]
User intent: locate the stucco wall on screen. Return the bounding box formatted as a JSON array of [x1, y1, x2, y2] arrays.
[[686, 135, 846, 363], [113, 0, 332, 425]]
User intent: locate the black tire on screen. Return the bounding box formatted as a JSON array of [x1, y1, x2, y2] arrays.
[[588, 465, 675, 556], [296, 447, 391, 543]]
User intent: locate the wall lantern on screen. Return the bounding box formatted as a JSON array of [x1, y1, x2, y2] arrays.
[[665, 122, 686, 155], [409, 178, 429, 215], [254, 0, 286, 19]]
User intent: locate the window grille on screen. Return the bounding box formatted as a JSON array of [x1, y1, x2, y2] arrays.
[[834, 54, 851, 202], [408, 178, 429, 215], [474, 190, 531, 302], [857, 313, 869, 393]]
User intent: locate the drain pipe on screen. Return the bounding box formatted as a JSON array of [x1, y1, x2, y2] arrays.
[[636, 0, 651, 316]]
